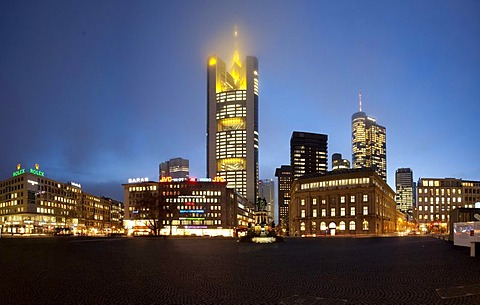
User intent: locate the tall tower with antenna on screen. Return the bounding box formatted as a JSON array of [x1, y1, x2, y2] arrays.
[[351, 92, 387, 181], [207, 28, 259, 203]]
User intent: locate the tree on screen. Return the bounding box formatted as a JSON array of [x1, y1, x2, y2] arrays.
[[135, 189, 169, 236]]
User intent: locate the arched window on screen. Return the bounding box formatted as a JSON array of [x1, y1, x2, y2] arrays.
[[329, 222, 336, 229], [349, 221, 356, 231], [300, 222, 305, 231], [339, 221, 345, 231], [320, 222, 326, 231], [362, 220, 369, 231]]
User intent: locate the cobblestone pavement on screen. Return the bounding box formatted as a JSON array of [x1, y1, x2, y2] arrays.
[[0, 236, 479, 304]]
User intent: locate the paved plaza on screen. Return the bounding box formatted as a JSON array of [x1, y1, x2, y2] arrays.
[[0, 236, 479, 304]]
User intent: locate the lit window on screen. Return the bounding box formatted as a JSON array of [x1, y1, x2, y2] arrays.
[[363, 206, 368, 215], [339, 221, 346, 230], [350, 196, 355, 202], [313, 209, 317, 217], [363, 195, 368, 202], [321, 209, 326, 217], [300, 222, 305, 231], [340, 196, 345, 203], [340, 207, 345, 216], [312, 198, 317, 205], [350, 207, 355, 216], [301, 210, 305, 218], [330, 208, 335, 217], [320, 222, 326, 230], [349, 221, 356, 230]]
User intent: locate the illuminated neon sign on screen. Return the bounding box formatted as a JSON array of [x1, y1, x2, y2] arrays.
[[28, 180, 39, 186], [13, 168, 45, 177], [180, 210, 205, 213], [69, 182, 82, 188], [13, 169, 25, 177], [160, 176, 225, 183], [128, 177, 149, 183], [30, 168, 45, 177]]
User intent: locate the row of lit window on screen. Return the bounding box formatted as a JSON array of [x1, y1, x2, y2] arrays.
[[129, 186, 157, 192], [191, 191, 222, 196], [300, 206, 368, 218], [0, 207, 26, 214], [300, 178, 370, 191], [301, 195, 368, 206], [37, 207, 54, 214], [40, 201, 70, 210], [418, 188, 462, 195], [0, 200, 19, 207], [300, 220, 369, 231], [418, 214, 447, 221], [418, 197, 462, 204], [169, 219, 222, 226]]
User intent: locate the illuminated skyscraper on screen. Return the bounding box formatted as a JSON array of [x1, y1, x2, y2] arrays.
[[159, 157, 189, 179], [275, 165, 292, 234], [290, 131, 328, 180], [332, 153, 350, 171], [351, 92, 387, 181], [207, 29, 259, 202], [395, 168, 415, 214]]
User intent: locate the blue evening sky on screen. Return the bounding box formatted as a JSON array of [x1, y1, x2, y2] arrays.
[[1, 1, 479, 201]]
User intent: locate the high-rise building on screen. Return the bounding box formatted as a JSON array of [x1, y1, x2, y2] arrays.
[[351, 92, 387, 181], [290, 131, 328, 180], [207, 29, 259, 203], [258, 179, 275, 224], [415, 177, 480, 233], [275, 165, 292, 233], [159, 157, 189, 179], [332, 153, 350, 171], [395, 168, 415, 214]]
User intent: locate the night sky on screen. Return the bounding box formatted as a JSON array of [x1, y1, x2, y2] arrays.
[[1, 1, 479, 202]]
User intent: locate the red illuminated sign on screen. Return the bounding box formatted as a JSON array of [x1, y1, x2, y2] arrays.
[[160, 176, 225, 183]]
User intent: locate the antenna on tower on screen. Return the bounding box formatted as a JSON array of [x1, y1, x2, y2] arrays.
[[358, 91, 363, 112]]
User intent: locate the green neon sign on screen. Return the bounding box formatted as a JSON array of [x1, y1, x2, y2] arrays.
[[12, 169, 25, 177], [30, 168, 45, 177]]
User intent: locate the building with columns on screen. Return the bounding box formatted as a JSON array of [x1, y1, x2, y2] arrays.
[[290, 168, 397, 236]]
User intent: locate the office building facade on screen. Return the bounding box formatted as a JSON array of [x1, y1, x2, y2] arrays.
[[351, 93, 387, 181], [395, 168, 415, 214], [415, 177, 480, 233], [290, 131, 328, 180], [123, 176, 255, 237], [290, 168, 397, 236], [0, 164, 123, 235], [275, 165, 292, 234], [159, 157, 189, 179], [206, 33, 259, 203]]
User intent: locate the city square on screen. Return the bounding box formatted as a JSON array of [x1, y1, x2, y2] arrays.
[[1, 236, 479, 304]]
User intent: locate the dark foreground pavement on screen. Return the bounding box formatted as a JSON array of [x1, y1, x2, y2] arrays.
[[0, 236, 479, 305]]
